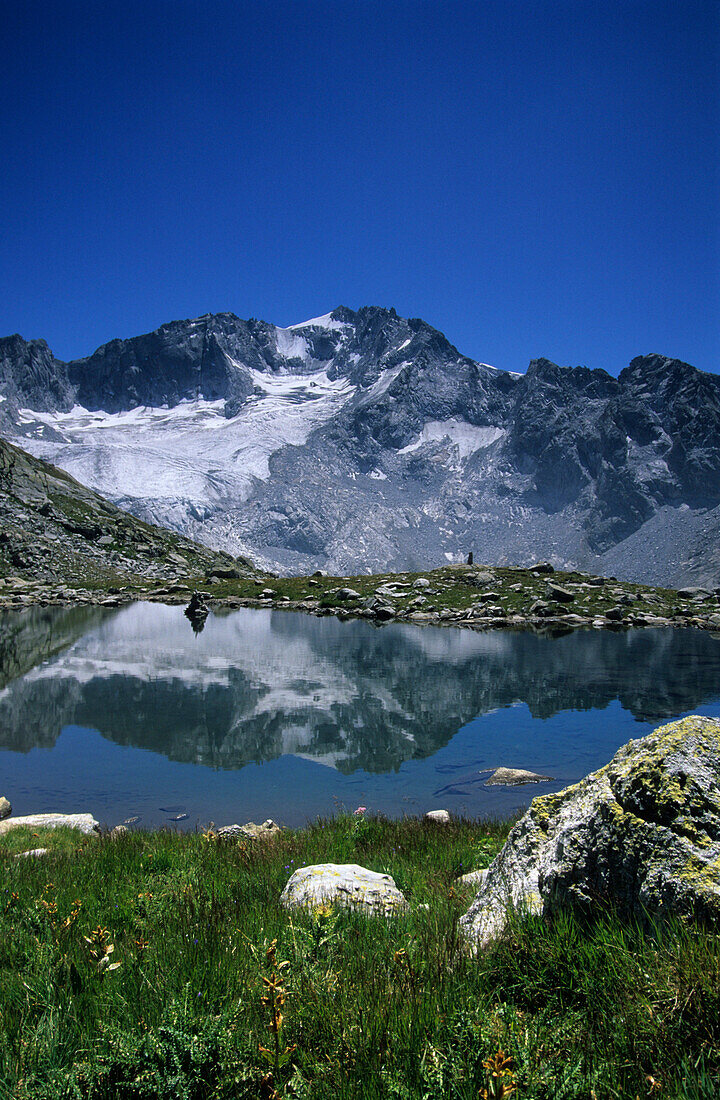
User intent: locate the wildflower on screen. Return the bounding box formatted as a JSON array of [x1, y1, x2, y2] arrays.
[[353, 806, 367, 816]]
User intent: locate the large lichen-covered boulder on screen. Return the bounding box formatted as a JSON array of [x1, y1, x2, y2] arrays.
[[281, 863, 408, 916], [460, 716, 720, 949]]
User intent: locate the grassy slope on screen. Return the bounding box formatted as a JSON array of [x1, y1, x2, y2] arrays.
[[1, 818, 718, 1099]]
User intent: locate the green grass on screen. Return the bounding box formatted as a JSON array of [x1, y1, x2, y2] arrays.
[[175, 562, 685, 621], [1, 816, 718, 1098]]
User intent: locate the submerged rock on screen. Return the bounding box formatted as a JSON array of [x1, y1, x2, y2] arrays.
[[486, 767, 554, 786], [0, 812, 100, 836], [460, 716, 720, 949], [281, 863, 408, 915]]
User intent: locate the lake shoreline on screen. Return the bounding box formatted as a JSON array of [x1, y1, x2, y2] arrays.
[[2, 561, 720, 634]]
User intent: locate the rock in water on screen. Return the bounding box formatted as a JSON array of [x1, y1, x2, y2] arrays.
[[460, 716, 720, 949], [280, 863, 408, 915], [0, 796, 10, 820], [486, 767, 554, 786]]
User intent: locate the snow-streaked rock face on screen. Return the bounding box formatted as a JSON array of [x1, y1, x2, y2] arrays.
[[1, 308, 719, 585], [459, 716, 720, 950]]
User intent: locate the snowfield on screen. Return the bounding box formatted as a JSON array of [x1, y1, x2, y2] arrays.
[[20, 367, 356, 512]]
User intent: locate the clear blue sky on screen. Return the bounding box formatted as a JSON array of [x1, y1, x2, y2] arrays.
[[1, 0, 718, 375]]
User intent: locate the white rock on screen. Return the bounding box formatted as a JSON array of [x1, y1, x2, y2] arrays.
[[425, 809, 451, 824], [0, 813, 100, 837], [281, 863, 408, 915], [15, 848, 49, 859], [457, 869, 489, 888]]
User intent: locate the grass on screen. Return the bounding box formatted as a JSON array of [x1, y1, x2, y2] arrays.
[[1, 816, 718, 1098], [165, 563, 690, 623]]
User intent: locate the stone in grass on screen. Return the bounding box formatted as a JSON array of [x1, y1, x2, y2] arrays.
[[216, 819, 282, 841], [486, 768, 554, 786], [425, 809, 451, 824], [0, 812, 100, 837], [0, 796, 10, 820], [460, 716, 720, 950], [546, 583, 575, 603], [15, 848, 49, 859], [281, 863, 408, 916]]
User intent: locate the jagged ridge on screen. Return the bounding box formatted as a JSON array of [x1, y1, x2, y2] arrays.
[[1, 307, 718, 585]]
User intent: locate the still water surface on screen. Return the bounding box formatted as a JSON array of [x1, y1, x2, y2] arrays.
[[1, 603, 719, 828]]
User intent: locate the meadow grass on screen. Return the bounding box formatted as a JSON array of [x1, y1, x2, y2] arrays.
[[0, 816, 718, 1098]]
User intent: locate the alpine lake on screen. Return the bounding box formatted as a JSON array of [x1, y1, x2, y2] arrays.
[[1, 601, 720, 830]]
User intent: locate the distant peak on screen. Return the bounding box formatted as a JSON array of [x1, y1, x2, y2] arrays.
[[287, 308, 351, 331]]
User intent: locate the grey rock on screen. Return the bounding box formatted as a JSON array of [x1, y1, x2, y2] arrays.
[[605, 607, 625, 621], [335, 587, 361, 600], [486, 767, 554, 786], [457, 868, 489, 888], [110, 825, 129, 839], [216, 819, 282, 841], [280, 863, 408, 915], [412, 577, 431, 589], [15, 848, 50, 859], [0, 812, 100, 836], [546, 584, 575, 603], [374, 606, 396, 621], [0, 796, 10, 820], [460, 716, 720, 949]]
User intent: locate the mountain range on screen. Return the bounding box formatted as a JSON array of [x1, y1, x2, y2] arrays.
[[1, 307, 718, 585]]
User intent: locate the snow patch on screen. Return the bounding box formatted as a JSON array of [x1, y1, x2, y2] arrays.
[[287, 312, 349, 332], [275, 328, 310, 361], [17, 368, 356, 511], [398, 420, 505, 459]]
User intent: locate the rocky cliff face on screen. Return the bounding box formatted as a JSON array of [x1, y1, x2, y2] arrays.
[[0, 436, 250, 586], [1, 308, 718, 585]]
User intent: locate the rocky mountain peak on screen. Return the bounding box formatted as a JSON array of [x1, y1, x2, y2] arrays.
[[0, 308, 718, 586]]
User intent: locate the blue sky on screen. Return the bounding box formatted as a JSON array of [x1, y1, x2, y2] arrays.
[[1, 0, 718, 375]]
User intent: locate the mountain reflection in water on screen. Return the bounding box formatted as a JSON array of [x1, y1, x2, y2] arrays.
[[1, 603, 719, 825]]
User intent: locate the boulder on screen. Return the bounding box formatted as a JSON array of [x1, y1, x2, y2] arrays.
[[425, 809, 451, 824], [280, 863, 408, 915], [460, 716, 720, 950], [412, 577, 431, 589], [486, 767, 554, 786], [0, 812, 100, 837], [457, 868, 489, 889], [0, 796, 10, 820], [216, 819, 282, 841], [546, 583, 575, 603]]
